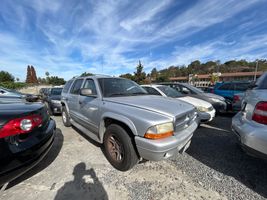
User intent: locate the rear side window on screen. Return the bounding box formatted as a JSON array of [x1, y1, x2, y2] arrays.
[[63, 80, 74, 93], [70, 79, 83, 95], [219, 83, 231, 90], [234, 83, 250, 91]]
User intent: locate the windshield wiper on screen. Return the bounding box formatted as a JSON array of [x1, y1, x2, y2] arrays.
[[130, 92, 148, 96], [108, 93, 129, 97]]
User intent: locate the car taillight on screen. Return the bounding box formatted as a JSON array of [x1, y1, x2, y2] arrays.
[[233, 95, 240, 103], [0, 115, 42, 139], [252, 102, 267, 125]]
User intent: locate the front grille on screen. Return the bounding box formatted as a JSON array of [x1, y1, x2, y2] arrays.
[[174, 110, 197, 133]]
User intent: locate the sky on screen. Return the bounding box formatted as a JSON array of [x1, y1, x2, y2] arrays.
[[0, 0, 267, 81]]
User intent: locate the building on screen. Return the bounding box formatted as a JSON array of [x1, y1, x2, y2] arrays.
[[169, 71, 265, 87]]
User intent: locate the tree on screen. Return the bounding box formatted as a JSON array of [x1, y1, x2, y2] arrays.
[[26, 65, 32, 83], [45, 72, 50, 77], [47, 76, 66, 85], [120, 73, 134, 80], [150, 68, 158, 81], [0, 71, 15, 82], [16, 78, 19, 82], [80, 72, 93, 77], [31, 66, 38, 83], [134, 60, 146, 84]]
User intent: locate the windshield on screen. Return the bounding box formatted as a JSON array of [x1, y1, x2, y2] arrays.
[[51, 88, 63, 95], [183, 84, 204, 94], [98, 78, 148, 97], [157, 86, 184, 98]]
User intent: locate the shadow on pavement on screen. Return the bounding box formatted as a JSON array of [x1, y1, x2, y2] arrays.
[[54, 162, 108, 200], [188, 117, 267, 198], [7, 128, 64, 189]]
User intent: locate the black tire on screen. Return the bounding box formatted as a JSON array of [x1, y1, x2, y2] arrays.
[[62, 106, 71, 127], [103, 124, 139, 171]]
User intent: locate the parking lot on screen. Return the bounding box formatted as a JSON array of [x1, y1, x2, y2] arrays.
[[1, 114, 267, 200]]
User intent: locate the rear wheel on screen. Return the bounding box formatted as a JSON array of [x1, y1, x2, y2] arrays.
[[62, 106, 71, 127], [103, 124, 139, 171]]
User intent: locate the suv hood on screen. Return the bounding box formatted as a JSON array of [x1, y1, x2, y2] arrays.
[[104, 95, 194, 118]]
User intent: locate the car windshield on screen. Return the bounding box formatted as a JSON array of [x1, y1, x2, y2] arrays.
[[51, 88, 63, 95], [157, 86, 184, 98], [183, 84, 204, 94], [98, 78, 148, 97]]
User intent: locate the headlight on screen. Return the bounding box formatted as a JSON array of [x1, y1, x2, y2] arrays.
[[210, 98, 223, 103], [144, 122, 174, 139], [51, 100, 61, 104], [197, 106, 209, 112]]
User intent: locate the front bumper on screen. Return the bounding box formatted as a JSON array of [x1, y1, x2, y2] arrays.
[[199, 109, 216, 122], [0, 119, 56, 186], [135, 120, 198, 161], [212, 101, 227, 113], [232, 112, 267, 157]]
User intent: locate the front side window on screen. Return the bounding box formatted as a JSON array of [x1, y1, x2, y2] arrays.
[[83, 79, 97, 95], [98, 78, 147, 97], [63, 80, 74, 93], [70, 79, 83, 95]]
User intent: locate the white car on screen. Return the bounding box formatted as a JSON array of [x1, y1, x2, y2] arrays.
[[142, 85, 216, 123]]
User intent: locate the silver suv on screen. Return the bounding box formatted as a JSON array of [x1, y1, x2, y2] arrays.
[[61, 76, 199, 171], [232, 72, 267, 159]]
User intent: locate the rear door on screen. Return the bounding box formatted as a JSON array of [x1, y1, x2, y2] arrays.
[[68, 79, 84, 121], [77, 79, 100, 134]]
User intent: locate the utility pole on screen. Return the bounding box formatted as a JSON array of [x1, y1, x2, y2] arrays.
[[254, 60, 259, 81]]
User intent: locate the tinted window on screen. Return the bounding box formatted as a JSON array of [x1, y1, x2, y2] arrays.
[[83, 79, 97, 95], [63, 80, 74, 93], [143, 87, 161, 95], [70, 79, 83, 95], [257, 73, 267, 89], [51, 88, 63, 95], [234, 83, 250, 91], [219, 83, 231, 90], [157, 86, 183, 97], [98, 78, 147, 97]]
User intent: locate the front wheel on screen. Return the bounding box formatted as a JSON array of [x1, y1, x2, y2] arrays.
[[103, 124, 139, 171]]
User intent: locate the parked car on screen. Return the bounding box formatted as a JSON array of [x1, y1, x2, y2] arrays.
[[142, 85, 215, 123], [61, 76, 199, 171], [43, 87, 63, 115], [0, 101, 56, 189], [232, 72, 267, 159], [39, 88, 49, 99], [160, 83, 227, 113], [213, 81, 250, 101], [0, 86, 39, 102]]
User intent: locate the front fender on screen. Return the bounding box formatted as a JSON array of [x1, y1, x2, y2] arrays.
[[99, 112, 138, 143]]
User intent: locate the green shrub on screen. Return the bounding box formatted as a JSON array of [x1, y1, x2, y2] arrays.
[[0, 82, 27, 90]]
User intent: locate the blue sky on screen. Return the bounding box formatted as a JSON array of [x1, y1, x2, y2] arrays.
[[0, 0, 267, 81]]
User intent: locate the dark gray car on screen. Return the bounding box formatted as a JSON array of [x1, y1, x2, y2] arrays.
[[160, 83, 227, 113]]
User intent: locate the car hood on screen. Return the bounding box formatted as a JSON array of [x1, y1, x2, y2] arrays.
[[178, 96, 212, 108], [104, 95, 195, 118], [202, 92, 225, 101]]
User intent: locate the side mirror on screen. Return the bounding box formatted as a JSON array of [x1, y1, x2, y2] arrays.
[[248, 81, 257, 90], [182, 88, 189, 94], [80, 88, 96, 97]]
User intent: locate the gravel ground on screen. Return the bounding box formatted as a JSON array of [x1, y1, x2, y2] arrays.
[[169, 114, 267, 200], [1, 115, 266, 200]]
